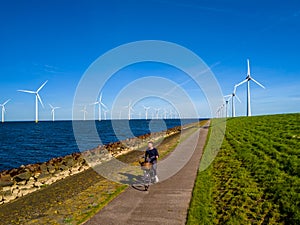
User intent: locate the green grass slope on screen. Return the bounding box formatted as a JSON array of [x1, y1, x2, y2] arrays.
[[187, 113, 300, 225]]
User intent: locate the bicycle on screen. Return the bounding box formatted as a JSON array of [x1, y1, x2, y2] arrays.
[[140, 160, 155, 191]]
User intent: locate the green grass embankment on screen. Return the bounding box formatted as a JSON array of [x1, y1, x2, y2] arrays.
[[187, 113, 300, 225]]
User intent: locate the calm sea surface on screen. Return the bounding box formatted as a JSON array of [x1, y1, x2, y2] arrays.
[[0, 119, 202, 172]]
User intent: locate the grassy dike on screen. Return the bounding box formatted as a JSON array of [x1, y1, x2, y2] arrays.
[[187, 113, 300, 225], [0, 121, 207, 225]]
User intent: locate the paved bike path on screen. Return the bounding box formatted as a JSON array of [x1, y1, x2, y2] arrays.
[[84, 125, 209, 225]]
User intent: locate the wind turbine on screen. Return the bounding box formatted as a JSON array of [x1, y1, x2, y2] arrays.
[[223, 95, 232, 118], [81, 106, 88, 121], [154, 108, 160, 119], [216, 104, 223, 118], [236, 59, 265, 117], [103, 109, 109, 120], [93, 93, 107, 121], [0, 99, 10, 123], [124, 101, 134, 120], [143, 106, 150, 120], [227, 85, 241, 117], [18, 80, 48, 123], [163, 109, 168, 119], [49, 104, 60, 122]]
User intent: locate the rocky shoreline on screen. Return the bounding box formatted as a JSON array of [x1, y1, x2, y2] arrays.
[[0, 126, 181, 205]]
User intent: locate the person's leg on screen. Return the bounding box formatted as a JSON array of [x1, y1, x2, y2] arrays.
[[152, 163, 157, 176], [152, 163, 159, 183]]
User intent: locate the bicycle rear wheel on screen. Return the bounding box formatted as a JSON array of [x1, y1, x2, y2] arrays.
[[143, 170, 151, 191]]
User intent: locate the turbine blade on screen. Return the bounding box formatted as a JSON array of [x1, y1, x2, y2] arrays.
[[49, 104, 53, 109], [224, 95, 232, 101], [236, 79, 247, 87], [18, 90, 35, 94], [251, 78, 265, 89], [37, 80, 48, 92], [37, 94, 44, 108], [247, 59, 250, 76], [101, 102, 107, 109], [2, 99, 11, 106]]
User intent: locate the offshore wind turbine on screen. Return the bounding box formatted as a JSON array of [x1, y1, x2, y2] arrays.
[[18, 80, 48, 123], [81, 106, 88, 121], [143, 106, 150, 120], [103, 109, 109, 120], [93, 93, 107, 121], [49, 104, 60, 122], [236, 59, 265, 117], [163, 109, 168, 119], [124, 101, 134, 120], [0, 99, 10, 123]]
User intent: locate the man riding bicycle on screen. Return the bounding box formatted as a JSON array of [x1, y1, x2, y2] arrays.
[[144, 141, 159, 183]]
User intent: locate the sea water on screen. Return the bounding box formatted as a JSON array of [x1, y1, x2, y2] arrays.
[[0, 119, 202, 171]]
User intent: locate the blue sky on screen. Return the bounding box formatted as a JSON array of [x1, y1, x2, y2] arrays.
[[0, 0, 299, 121]]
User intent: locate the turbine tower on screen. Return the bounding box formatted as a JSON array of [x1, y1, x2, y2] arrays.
[[143, 106, 150, 120], [163, 109, 168, 119], [103, 109, 109, 120], [232, 85, 241, 117], [49, 104, 60, 122], [93, 93, 107, 121], [124, 101, 134, 120], [18, 80, 48, 123], [81, 106, 88, 121], [223, 95, 231, 118], [0, 99, 10, 123], [236, 59, 265, 116]]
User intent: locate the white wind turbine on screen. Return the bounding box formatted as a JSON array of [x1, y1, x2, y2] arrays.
[[103, 109, 109, 120], [93, 93, 107, 121], [236, 59, 265, 117], [154, 108, 160, 119], [81, 106, 88, 121], [49, 104, 60, 122], [0, 99, 10, 123], [124, 101, 134, 120], [18, 80, 48, 123], [143, 106, 150, 120], [223, 95, 232, 118], [227, 85, 241, 117], [216, 105, 222, 118], [163, 109, 168, 119]]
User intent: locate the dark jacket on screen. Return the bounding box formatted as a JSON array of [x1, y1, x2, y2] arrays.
[[145, 148, 159, 163]]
